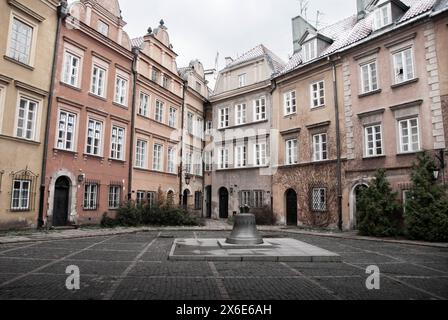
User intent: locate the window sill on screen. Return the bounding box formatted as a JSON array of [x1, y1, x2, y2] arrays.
[[284, 113, 297, 119], [83, 153, 105, 160], [310, 105, 326, 111], [108, 158, 126, 163], [53, 148, 78, 155], [88, 92, 107, 101], [396, 151, 420, 156], [217, 119, 269, 131], [10, 209, 31, 213], [83, 208, 99, 212], [60, 81, 82, 92], [113, 102, 128, 109], [0, 134, 40, 145], [363, 155, 386, 160], [137, 114, 150, 120], [3, 55, 34, 70], [358, 89, 382, 98], [391, 78, 419, 89]]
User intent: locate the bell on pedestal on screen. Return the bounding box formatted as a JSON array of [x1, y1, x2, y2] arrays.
[[226, 213, 263, 245]]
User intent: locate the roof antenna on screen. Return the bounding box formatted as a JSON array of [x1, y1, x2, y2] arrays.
[[316, 10, 324, 29], [299, 0, 309, 19]]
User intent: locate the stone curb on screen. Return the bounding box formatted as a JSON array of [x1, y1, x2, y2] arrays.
[[0, 226, 446, 248]]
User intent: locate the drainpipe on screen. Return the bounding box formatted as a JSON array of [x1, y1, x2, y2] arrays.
[[179, 81, 187, 205], [329, 56, 343, 231], [38, 1, 68, 229], [128, 48, 139, 201]]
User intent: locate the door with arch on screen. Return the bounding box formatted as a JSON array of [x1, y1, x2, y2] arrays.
[[53, 176, 71, 227], [182, 189, 190, 208], [286, 189, 298, 226], [218, 187, 229, 219], [351, 184, 368, 229]]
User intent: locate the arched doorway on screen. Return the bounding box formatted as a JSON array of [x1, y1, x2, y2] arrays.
[[53, 176, 71, 227], [350, 183, 368, 229], [286, 189, 298, 226], [218, 187, 229, 219], [182, 189, 190, 208], [167, 190, 174, 206]]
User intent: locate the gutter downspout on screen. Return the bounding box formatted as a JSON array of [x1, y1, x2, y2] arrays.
[[128, 48, 139, 201], [179, 81, 187, 206], [329, 57, 343, 231], [38, 1, 67, 229]]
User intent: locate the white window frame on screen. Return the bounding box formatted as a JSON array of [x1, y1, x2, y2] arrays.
[[153, 144, 163, 171], [108, 185, 121, 209], [254, 97, 266, 121], [204, 151, 213, 171], [85, 118, 104, 156], [15, 96, 38, 141], [285, 139, 298, 165], [284, 91, 297, 116], [206, 121, 213, 135], [7, 15, 36, 66], [155, 100, 164, 123], [364, 124, 383, 157], [185, 152, 192, 174], [11, 179, 30, 211], [0, 85, 6, 134], [135, 139, 147, 168], [169, 107, 177, 128], [312, 187, 327, 212], [83, 183, 98, 210], [360, 60, 379, 94], [235, 145, 247, 168], [241, 190, 251, 207], [313, 133, 328, 162], [302, 39, 317, 62], [56, 109, 77, 151], [62, 51, 81, 87], [253, 190, 264, 208], [167, 147, 176, 174], [398, 117, 420, 153], [187, 112, 194, 134], [393, 48, 415, 84], [139, 92, 149, 117], [97, 20, 109, 37], [254, 143, 267, 167], [218, 148, 229, 169], [238, 74, 246, 87], [373, 3, 392, 31], [114, 76, 128, 106], [219, 107, 229, 128], [235, 103, 247, 125], [91, 65, 107, 97], [310, 80, 325, 108], [110, 125, 125, 161]]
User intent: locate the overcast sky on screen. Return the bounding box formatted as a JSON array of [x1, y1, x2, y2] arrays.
[[97, 0, 357, 70]]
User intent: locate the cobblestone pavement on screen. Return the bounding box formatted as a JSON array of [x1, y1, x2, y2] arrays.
[[0, 231, 446, 300]]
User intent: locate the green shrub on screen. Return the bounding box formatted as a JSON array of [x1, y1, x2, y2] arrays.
[[405, 152, 448, 242], [100, 212, 118, 228], [357, 169, 402, 237]]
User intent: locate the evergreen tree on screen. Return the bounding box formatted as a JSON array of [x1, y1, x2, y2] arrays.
[[405, 152, 448, 242], [357, 169, 402, 237]]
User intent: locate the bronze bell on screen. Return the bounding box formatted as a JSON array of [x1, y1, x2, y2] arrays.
[[226, 214, 264, 245]]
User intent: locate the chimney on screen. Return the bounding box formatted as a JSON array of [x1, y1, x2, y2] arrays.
[[225, 57, 233, 66], [292, 16, 316, 54], [357, 0, 370, 21]]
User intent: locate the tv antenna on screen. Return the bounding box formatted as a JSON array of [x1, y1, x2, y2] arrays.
[[299, 0, 309, 19]]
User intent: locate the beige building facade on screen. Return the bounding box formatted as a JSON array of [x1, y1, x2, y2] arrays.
[[0, 0, 59, 229]]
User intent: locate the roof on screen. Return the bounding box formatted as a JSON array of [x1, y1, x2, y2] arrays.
[[224, 44, 285, 75], [130, 37, 144, 49], [277, 0, 438, 76]]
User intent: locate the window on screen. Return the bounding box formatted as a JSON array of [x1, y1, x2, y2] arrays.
[[236, 104, 246, 125], [310, 81, 325, 108], [365, 125, 383, 157], [11, 180, 30, 211], [254, 143, 267, 166], [136, 191, 145, 205], [393, 48, 415, 84], [194, 152, 203, 176], [196, 118, 204, 139], [312, 188, 327, 212], [151, 68, 159, 82], [110, 126, 125, 160], [169, 107, 177, 128], [373, 3, 392, 31], [204, 151, 212, 171], [313, 133, 328, 161], [286, 139, 298, 165], [253, 191, 264, 208], [135, 140, 147, 168], [194, 191, 202, 210], [167, 147, 175, 174], [238, 74, 246, 87], [62, 52, 80, 87], [206, 121, 213, 134], [56, 110, 76, 151], [185, 152, 192, 174], [219, 108, 229, 128], [97, 20, 109, 36], [219, 148, 229, 169], [302, 39, 317, 62], [240, 190, 251, 207], [155, 100, 164, 123], [235, 145, 247, 168], [153, 144, 163, 171], [147, 192, 156, 208], [284, 91, 297, 116], [84, 184, 98, 210], [187, 112, 194, 134], [8, 18, 33, 64], [91, 65, 106, 97], [399, 118, 420, 153], [108, 186, 121, 209], [162, 75, 170, 89], [360, 61, 379, 94], [114, 76, 127, 106], [16, 98, 37, 140], [86, 119, 103, 156], [254, 97, 266, 121], [139, 92, 149, 117]]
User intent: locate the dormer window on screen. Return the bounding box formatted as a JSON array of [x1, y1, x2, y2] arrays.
[[238, 74, 246, 87], [302, 39, 317, 62], [373, 3, 392, 31], [97, 20, 109, 37]]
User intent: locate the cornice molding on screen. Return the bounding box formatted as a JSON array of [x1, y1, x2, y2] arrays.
[[8, 0, 45, 22]]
